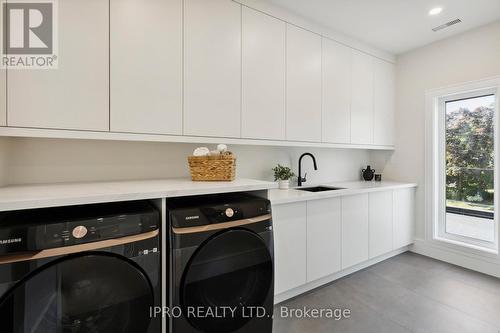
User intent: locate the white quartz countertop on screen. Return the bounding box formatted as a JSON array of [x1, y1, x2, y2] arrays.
[[0, 178, 278, 211], [269, 181, 417, 205]]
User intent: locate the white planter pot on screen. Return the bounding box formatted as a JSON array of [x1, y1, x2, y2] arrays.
[[278, 180, 290, 190]]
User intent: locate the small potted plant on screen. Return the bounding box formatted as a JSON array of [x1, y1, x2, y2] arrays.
[[272, 164, 295, 190]]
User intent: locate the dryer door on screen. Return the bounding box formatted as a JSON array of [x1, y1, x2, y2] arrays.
[[0, 253, 154, 333], [181, 229, 273, 333]]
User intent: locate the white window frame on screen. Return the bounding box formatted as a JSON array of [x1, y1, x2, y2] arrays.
[[426, 77, 500, 255]]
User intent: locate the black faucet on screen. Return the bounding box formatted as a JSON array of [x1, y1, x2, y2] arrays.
[[298, 153, 318, 186]]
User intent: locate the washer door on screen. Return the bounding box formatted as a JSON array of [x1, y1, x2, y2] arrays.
[[181, 229, 273, 333], [0, 253, 154, 333]]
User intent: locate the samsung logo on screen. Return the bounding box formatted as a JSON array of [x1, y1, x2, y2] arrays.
[[185, 216, 200, 221], [0, 238, 22, 245]]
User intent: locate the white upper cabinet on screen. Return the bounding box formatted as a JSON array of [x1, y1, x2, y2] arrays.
[[342, 194, 369, 269], [369, 191, 394, 258], [393, 188, 416, 249], [322, 38, 352, 144], [1, 0, 396, 149], [7, 0, 109, 131], [0, 67, 5, 126], [350, 50, 374, 144], [184, 0, 241, 138], [110, 0, 182, 135], [0, 3, 4, 126], [242, 7, 286, 140], [374, 58, 395, 146], [286, 24, 322, 142], [307, 198, 342, 282], [272, 202, 307, 295]]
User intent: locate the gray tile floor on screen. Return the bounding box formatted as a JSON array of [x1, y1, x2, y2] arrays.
[[273, 252, 500, 333]]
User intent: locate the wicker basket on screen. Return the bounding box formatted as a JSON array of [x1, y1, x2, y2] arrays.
[[188, 154, 236, 181]]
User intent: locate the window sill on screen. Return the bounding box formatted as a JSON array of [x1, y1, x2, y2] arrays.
[[433, 236, 498, 256]]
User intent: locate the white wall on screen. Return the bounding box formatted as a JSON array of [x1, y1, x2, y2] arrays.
[[383, 21, 500, 271], [3, 137, 373, 185]]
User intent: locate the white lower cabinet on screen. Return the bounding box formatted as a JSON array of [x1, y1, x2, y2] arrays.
[[341, 194, 369, 269], [369, 191, 394, 258], [273, 188, 415, 297], [306, 198, 341, 282], [272, 202, 307, 295], [393, 188, 416, 248]]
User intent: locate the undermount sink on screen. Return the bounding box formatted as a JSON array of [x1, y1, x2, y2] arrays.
[[297, 186, 345, 192]]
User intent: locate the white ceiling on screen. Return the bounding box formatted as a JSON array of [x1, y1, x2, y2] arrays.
[[266, 0, 500, 54]]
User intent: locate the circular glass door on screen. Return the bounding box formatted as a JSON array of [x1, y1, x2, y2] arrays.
[[181, 229, 273, 333], [0, 253, 154, 333]]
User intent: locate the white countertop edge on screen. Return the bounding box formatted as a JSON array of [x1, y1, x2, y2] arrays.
[[0, 178, 278, 212], [269, 181, 418, 205], [0, 179, 417, 211]]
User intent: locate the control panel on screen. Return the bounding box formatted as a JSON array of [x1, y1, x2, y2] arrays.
[[42, 214, 157, 248], [169, 194, 271, 228], [0, 201, 159, 255]]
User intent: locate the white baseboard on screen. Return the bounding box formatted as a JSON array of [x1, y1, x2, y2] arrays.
[[411, 239, 500, 278], [274, 246, 409, 304]]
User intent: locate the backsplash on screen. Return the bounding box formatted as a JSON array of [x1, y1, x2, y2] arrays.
[[0, 137, 391, 186]]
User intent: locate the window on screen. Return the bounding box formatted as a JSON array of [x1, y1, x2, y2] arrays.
[[444, 94, 495, 243], [427, 80, 499, 253]]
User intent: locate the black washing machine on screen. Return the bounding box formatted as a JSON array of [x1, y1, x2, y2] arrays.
[[0, 200, 162, 333], [168, 193, 274, 333]]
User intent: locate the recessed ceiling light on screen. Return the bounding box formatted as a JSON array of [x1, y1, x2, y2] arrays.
[[429, 7, 443, 16]]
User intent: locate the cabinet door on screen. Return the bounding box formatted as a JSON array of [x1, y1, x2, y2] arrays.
[[286, 24, 321, 142], [0, 67, 4, 126], [7, 0, 109, 131], [369, 191, 393, 258], [393, 188, 416, 249], [342, 194, 369, 269], [272, 202, 307, 295], [242, 7, 285, 140], [184, 0, 241, 138], [322, 38, 351, 144], [0, 4, 4, 126], [110, 0, 182, 135], [374, 59, 395, 146], [307, 198, 341, 282], [350, 51, 374, 144]]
